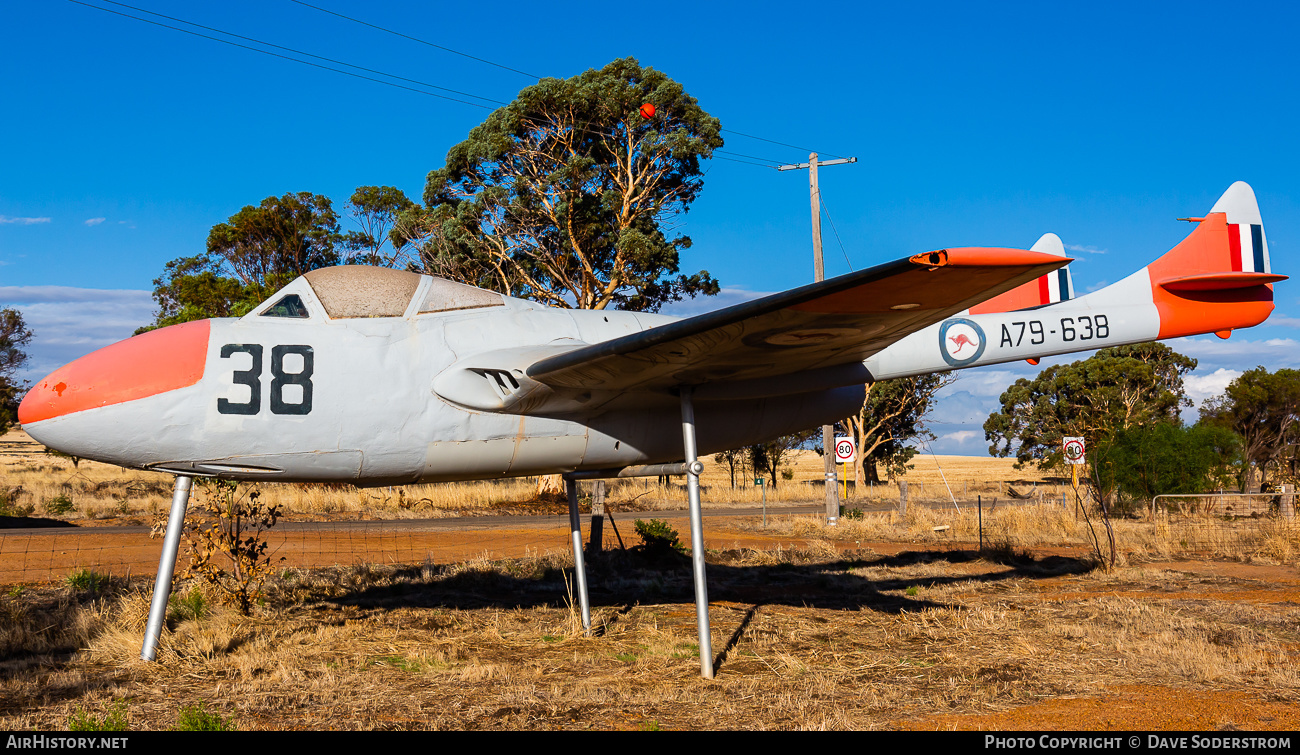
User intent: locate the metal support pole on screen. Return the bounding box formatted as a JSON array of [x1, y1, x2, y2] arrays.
[[141, 474, 193, 662], [565, 478, 592, 635], [680, 386, 715, 679]]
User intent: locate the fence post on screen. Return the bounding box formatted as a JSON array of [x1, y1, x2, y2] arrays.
[[589, 480, 605, 553], [1284, 484, 1296, 523], [899, 481, 908, 517]]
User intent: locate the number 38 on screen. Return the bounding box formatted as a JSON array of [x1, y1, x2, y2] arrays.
[[217, 344, 314, 416]]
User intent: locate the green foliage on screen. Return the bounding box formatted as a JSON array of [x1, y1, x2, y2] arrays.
[[68, 701, 129, 732], [713, 448, 747, 489], [1091, 422, 1242, 512], [141, 192, 346, 332], [174, 703, 235, 731], [0, 307, 32, 435], [140, 187, 422, 332], [0, 488, 34, 518], [65, 569, 110, 592], [44, 495, 74, 516], [984, 343, 1197, 469], [137, 255, 261, 333], [851, 373, 954, 483], [345, 185, 418, 265], [207, 192, 343, 289], [168, 586, 209, 622], [749, 429, 818, 489], [1200, 366, 1300, 489], [0, 307, 31, 381], [406, 57, 722, 312], [374, 654, 422, 673], [634, 519, 684, 555]]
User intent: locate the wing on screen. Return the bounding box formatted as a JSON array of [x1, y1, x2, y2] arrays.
[[527, 247, 1070, 393]]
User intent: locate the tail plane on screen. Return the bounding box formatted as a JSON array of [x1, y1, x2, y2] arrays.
[[864, 181, 1285, 380], [969, 233, 1074, 315]]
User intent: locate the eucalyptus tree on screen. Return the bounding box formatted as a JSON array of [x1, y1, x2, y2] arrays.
[[403, 57, 723, 312]]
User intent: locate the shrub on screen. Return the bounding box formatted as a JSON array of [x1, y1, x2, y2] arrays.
[[65, 569, 110, 592], [0, 489, 34, 518], [174, 703, 235, 731], [68, 701, 128, 731], [179, 480, 283, 616], [44, 495, 74, 516], [168, 586, 209, 622], [633, 519, 684, 555]]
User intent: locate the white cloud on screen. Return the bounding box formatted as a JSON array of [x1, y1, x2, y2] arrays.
[[1165, 335, 1300, 371], [923, 424, 989, 455], [1065, 244, 1107, 255], [0, 215, 51, 225], [658, 286, 775, 317], [1184, 368, 1241, 405], [0, 286, 155, 382], [84, 217, 106, 226]]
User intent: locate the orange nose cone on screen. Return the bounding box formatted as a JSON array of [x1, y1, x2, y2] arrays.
[[18, 320, 210, 425]]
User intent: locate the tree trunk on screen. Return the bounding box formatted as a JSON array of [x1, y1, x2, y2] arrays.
[[536, 474, 564, 499]]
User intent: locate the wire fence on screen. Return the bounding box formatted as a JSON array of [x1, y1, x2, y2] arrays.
[[4, 493, 1298, 586], [0, 516, 600, 585]]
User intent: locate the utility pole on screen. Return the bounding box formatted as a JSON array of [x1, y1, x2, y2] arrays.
[[778, 152, 857, 526]]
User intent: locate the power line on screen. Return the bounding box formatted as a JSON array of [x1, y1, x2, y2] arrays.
[[713, 155, 779, 169], [69, 1, 847, 166], [722, 129, 847, 161], [818, 194, 855, 271], [288, 0, 543, 80], [289, 2, 849, 162], [69, 1, 496, 109], [87, 0, 505, 106], [715, 149, 785, 165]]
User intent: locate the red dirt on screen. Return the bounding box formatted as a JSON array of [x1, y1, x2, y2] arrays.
[[904, 685, 1300, 731]]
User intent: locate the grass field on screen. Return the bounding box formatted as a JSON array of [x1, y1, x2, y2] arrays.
[[2, 538, 1299, 731], [4, 429, 1300, 730], [1, 428, 1062, 526]]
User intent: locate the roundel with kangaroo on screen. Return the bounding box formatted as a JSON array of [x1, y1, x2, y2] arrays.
[[938, 317, 986, 367]]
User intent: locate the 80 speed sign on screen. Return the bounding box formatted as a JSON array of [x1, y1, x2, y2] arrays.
[[1063, 436, 1086, 465]]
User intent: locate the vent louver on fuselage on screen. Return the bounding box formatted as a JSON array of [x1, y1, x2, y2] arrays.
[[474, 368, 522, 401]]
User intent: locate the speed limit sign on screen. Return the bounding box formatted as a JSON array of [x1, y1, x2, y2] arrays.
[[834, 436, 856, 464], [1063, 436, 1086, 465]]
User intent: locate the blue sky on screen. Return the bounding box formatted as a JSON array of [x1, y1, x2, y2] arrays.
[[3, 1, 1299, 454]]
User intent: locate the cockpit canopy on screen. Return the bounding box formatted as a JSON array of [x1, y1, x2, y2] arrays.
[[257, 266, 505, 320]]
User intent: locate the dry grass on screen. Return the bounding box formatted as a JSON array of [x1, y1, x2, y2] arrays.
[[6, 429, 1300, 729], [1, 542, 1298, 731], [2, 428, 1064, 525]]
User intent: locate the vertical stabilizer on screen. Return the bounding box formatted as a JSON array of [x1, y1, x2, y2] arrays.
[[1082, 181, 1282, 338]]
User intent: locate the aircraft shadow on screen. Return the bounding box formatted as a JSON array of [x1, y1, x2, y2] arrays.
[[312, 546, 1095, 619]]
